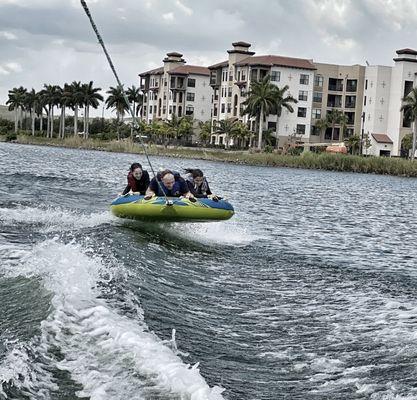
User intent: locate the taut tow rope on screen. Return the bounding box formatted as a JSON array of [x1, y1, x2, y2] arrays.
[[80, 0, 171, 204]]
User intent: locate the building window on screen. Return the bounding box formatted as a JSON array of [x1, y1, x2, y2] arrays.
[[228, 88, 232, 97], [187, 78, 196, 87], [312, 108, 321, 119], [313, 92, 322, 103], [364, 96, 366, 106], [327, 94, 342, 108], [345, 128, 354, 137], [311, 125, 320, 135], [185, 106, 194, 116], [221, 103, 225, 113], [345, 95, 356, 109], [329, 78, 343, 91], [296, 124, 306, 135], [299, 90, 308, 101], [297, 107, 307, 117], [237, 71, 241, 81], [227, 103, 231, 113], [179, 92, 183, 102], [404, 80, 413, 97], [346, 79, 357, 92], [345, 111, 355, 125], [213, 105, 218, 116], [365, 79, 368, 90], [314, 75, 323, 87], [149, 105, 152, 114], [186, 92, 195, 101], [169, 106, 172, 114], [162, 106, 166, 114], [173, 105, 176, 114], [242, 71, 246, 81], [300, 74, 309, 85], [271, 71, 281, 82]]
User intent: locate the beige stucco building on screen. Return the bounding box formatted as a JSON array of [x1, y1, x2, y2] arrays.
[[311, 63, 366, 143], [139, 52, 212, 124]]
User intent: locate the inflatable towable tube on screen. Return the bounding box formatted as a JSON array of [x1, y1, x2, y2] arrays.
[[111, 194, 234, 222]]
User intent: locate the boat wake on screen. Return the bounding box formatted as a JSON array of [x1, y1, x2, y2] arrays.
[[0, 240, 225, 400]]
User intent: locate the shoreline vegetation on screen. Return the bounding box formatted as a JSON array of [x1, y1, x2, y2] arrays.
[[2, 134, 417, 178]]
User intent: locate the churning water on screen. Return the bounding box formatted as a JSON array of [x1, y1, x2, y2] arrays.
[[1, 142, 417, 400]]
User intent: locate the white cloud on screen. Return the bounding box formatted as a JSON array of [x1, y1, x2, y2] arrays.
[[0, 61, 22, 75], [5, 62, 22, 72], [0, 31, 17, 40], [162, 12, 174, 22], [0, 66, 10, 75], [175, 0, 193, 16], [323, 35, 357, 51]]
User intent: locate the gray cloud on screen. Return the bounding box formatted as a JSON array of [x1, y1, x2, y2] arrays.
[[0, 0, 416, 116]]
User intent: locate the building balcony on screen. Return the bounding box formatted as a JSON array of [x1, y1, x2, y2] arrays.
[[328, 85, 343, 92], [327, 102, 342, 108]]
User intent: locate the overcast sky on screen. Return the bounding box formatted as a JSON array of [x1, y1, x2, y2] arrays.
[[1, 0, 417, 117]]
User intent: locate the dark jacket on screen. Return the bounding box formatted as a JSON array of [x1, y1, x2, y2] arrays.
[[185, 176, 212, 198], [122, 170, 150, 195], [148, 174, 188, 197]]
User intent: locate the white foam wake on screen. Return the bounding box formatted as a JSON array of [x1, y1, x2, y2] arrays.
[[0, 205, 114, 232], [169, 220, 265, 246], [0, 240, 225, 400]]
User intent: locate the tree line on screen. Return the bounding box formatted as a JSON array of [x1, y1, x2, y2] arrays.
[[5, 82, 143, 139]]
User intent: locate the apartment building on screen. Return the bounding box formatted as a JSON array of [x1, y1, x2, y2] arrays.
[[209, 42, 316, 148], [363, 48, 417, 157], [311, 63, 366, 143], [139, 52, 211, 124]]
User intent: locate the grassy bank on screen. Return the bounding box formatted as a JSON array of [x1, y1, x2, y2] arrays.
[[3, 134, 417, 178]]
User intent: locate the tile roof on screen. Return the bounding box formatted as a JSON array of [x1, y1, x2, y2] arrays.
[[232, 41, 251, 47], [371, 133, 393, 144], [236, 55, 316, 70], [208, 60, 229, 69], [169, 65, 210, 76], [139, 67, 164, 76], [396, 48, 417, 55]]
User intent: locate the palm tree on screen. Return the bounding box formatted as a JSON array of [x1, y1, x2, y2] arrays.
[[345, 134, 361, 155], [271, 85, 298, 149], [164, 114, 181, 145], [41, 84, 61, 138], [58, 84, 73, 139], [146, 120, 163, 144], [126, 85, 143, 138], [24, 89, 38, 136], [69, 81, 84, 137], [214, 118, 241, 148], [242, 75, 276, 150], [82, 81, 103, 139], [6, 87, 26, 133], [198, 120, 212, 145], [105, 85, 128, 140], [326, 109, 346, 141], [401, 87, 417, 160], [34, 91, 44, 135], [314, 118, 330, 141], [229, 121, 251, 149]]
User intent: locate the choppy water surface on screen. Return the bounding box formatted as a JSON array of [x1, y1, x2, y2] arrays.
[[1, 142, 417, 400]]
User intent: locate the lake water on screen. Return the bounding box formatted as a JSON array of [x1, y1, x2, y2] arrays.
[[1, 142, 417, 400]]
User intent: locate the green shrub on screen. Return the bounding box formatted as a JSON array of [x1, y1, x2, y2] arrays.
[[5, 132, 17, 142]]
